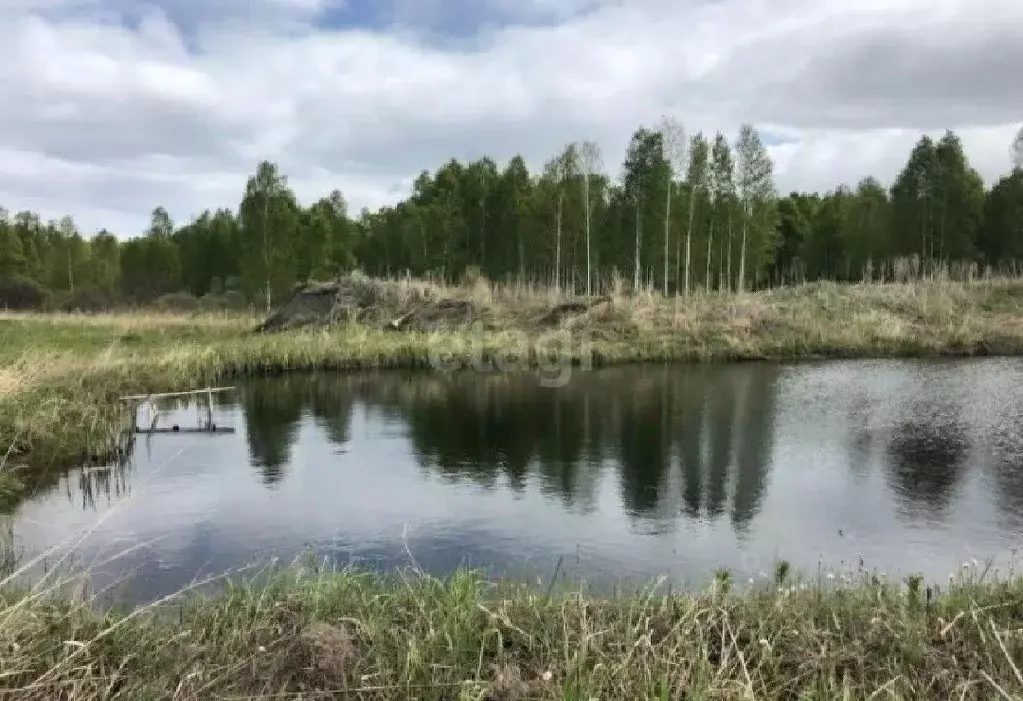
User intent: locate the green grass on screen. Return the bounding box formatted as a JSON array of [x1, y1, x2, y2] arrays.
[[0, 309, 256, 363], [0, 560, 1021, 699], [3, 276, 1023, 508]]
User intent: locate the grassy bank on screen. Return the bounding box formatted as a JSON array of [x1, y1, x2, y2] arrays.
[[3, 276, 1023, 506], [1, 562, 1022, 699]]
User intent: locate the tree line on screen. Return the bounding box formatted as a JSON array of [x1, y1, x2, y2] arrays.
[[2, 123, 1022, 311]]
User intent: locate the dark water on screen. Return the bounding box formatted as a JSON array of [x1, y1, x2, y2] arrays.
[[7, 359, 1023, 600]]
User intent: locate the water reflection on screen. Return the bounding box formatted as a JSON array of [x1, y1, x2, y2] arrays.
[[886, 419, 970, 520], [234, 367, 783, 530], [990, 407, 1023, 531], [242, 381, 305, 485], [38, 362, 1023, 537], [11, 359, 1023, 602], [69, 462, 134, 512], [731, 372, 775, 533], [226, 364, 1023, 534]]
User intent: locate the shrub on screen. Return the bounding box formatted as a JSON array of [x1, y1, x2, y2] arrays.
[[58, 288, 118, 312], [152, 291, 201, 312], [199, 290, 249, 311], [0, 276, 48, 310]]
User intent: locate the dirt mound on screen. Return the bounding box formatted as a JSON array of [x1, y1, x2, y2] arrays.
[[256, 282, 339, 332], [385, 298, 475, 332], [256, 274, 477, 333], [536, 296, 611, 328], [257, 274, 617, 335]]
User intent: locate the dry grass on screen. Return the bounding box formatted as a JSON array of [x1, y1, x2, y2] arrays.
[[393, 273, 1023, 359], [0, 560, 1021, 699], [0, 364, 32, 398]]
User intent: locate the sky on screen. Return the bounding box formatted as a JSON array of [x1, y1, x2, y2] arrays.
[[1, 0, 1021, 237]]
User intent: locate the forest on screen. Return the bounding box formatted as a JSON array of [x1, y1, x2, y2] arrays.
[[1, 122, 1022, 311]]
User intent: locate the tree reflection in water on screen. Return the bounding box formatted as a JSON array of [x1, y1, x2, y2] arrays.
[[234, 367, 784, 532]]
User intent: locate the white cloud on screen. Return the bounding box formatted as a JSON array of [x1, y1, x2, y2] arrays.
[[1, 0, 1021, 235]]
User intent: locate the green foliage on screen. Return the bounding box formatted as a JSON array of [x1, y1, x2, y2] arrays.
[[0, 275, 47, 310], [735, 123, 779, 290], [2, 127, 1023, 306], [119, 233, 182, 302], [681, 132, 711, 293], [239, 160, 300, 310], [174, 208, 240, 298], [0, 210, 26, 279], [845, 177, 891, 278], [891, 135, 939, 258], [978, 169, 1023, 263], [934, 131, 985, 260], [623, 127, 672, 289], [709, 132, 738, 291], [774, 192, 813, 281]]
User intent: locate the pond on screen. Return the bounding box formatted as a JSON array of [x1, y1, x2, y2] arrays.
[[6, 358, 1023, 601]]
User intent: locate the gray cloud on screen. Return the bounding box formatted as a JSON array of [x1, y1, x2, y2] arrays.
[[691, 1, 1023, 130], [806, 27, 1023, 129], [0, 0, 1020, 235]]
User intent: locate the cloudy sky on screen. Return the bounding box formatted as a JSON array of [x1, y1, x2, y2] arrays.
[[2, 0, 1021, 236]]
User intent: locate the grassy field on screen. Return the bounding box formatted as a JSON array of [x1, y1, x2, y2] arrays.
[[3, 276, 1023, 507], [0, 560, 1022, 699]]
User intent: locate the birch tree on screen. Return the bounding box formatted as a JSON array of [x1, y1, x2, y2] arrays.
[[543, 144, 579, 292], [57, 215, 78, 294], [891, 136, 938, 261], [147, 207, 174, 238], [705, 145, 718, 292], [710, 134, 735, 291], [658, 116, 687, 295], [735, 124, 775, 291], [933, 130, 984, 260], [684, 132, 709, 295], [240, 160, 298, 311], [0, 209, 24, 279], [579, 140, 602, 296], [623, 128, 670, 292]]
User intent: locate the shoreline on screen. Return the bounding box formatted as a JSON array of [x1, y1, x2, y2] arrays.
[[0, 564, 1021, 699], [3, 277, 1023, 507]]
